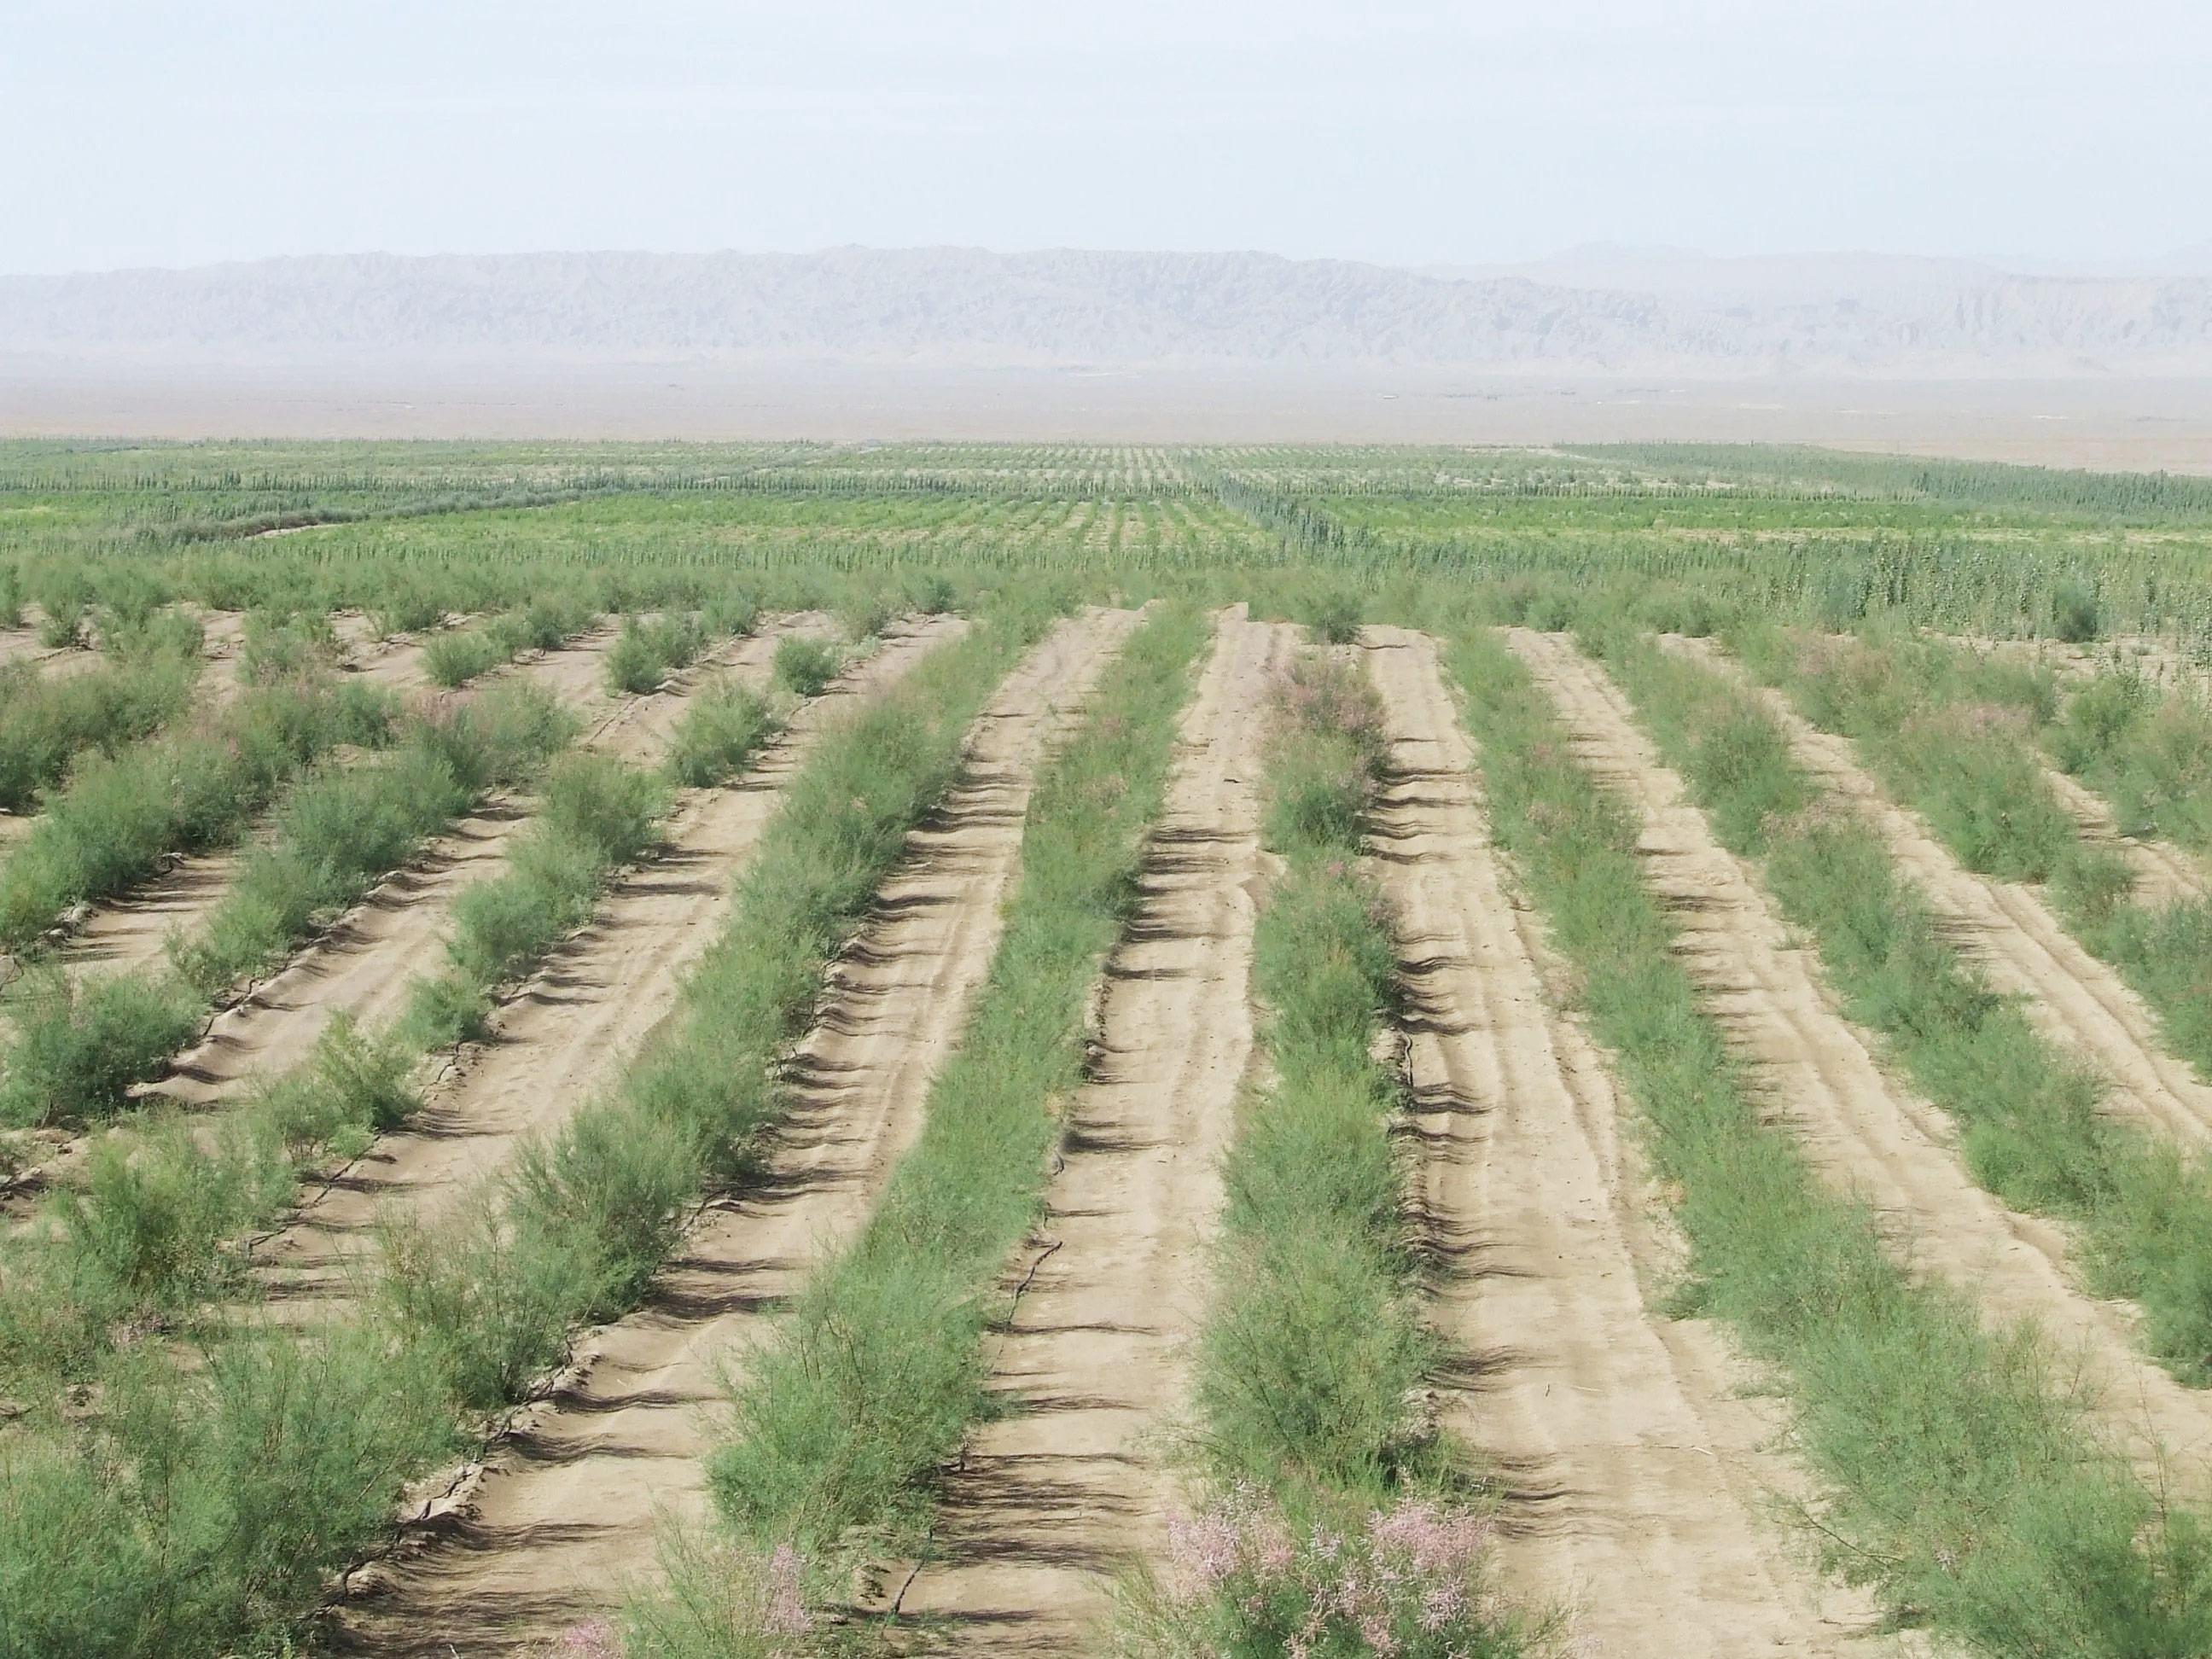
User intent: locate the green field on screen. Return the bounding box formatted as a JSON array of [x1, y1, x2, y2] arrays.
[[8, 439, 2212, 1658]]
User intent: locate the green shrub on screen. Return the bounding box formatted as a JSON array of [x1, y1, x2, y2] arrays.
[[666, 679, 777, 789], [2053, 578, 2103, 643], [0, 969, 201, 1127], [63, 1115, 288, 1308], [607, 614, 708, 695], [421, 627, 504, 688], [0, 650, 197, 813], [771, 636, 841, 701]]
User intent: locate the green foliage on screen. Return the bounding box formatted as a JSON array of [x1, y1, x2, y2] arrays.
[[62, 1115, 288, 1309], [0, 968, 201, 1127], [665, 678, 777, 789], [607, 613, 708, 695], [770, 635, 841, 701], [0, 648, 196, 814], [0, 678, 397, 950], [0, 1327, 453, 1659]]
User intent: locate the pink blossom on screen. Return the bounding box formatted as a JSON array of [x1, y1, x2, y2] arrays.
[[763, 1542, 811, 1637]]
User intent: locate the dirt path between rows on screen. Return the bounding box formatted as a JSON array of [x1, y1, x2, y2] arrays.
[[1667, 634, 2212, 1150], [1365, 627, 1882, 1656], [259, 614, 945, 1301], [1511, 630, 2212, 1494], [894, 607, 1289, 1656], [148, 622, 793, 1109], [335, 606, 1143, 1656]]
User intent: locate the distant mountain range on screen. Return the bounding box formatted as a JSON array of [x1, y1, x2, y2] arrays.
[[5, 246, 2212, 375]]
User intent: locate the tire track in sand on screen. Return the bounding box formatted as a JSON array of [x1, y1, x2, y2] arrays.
[[895, 607, 1291, 1655], [258, 614, 945, 1301], [335, 606, 1144, 1656], [1511, 629, 2212, 1492], [1666, 633, 2212, 1150], [1365, 627, 1878, 1656], [149, 617, 838, 1109]]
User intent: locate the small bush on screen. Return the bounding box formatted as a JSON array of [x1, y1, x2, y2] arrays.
[[1115, 1489, 1557, 1659], [421, 627, 505, 688], [667, 680, 777, 789], [1304, 585, 1365, 644], [248, 1010, 418, 1164], [771, 636, 841, 701], [64, 1115, 288, 1307], [607, 614, 708, 696], [0, 969, 201, 1127], [2052, 578, 2102, 643], [0, 649, 197, 813]]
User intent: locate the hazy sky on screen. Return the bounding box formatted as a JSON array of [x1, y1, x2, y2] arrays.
[[5, 0, 2208, 274]]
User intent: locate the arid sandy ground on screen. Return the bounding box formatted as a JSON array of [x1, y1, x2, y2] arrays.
[[5, 359, 2212, 469]]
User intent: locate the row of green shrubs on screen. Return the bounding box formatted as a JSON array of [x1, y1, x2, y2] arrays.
[[0, 676, 396, 952], [380, 597, 1055, 1413], [0, 682, 574, 1127], [1598, 621, 2212, 1387], [0, 615, 202, 814], [0, 603, 989, 1658], [420, 593, 602, 687], [1450, 622, 2212, 1653], [681, 605, 1202, 1607]]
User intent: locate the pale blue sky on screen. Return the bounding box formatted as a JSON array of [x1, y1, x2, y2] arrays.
[[3, 0, 2207, 273]]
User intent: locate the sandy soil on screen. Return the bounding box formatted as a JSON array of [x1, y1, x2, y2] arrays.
[[1511, 630, 2212, 1490], [1362, 627, 1883, 1655], [895, 607, 1289, 1654], [335, 606, 1142, 1655], [259, 614, 954, 1303], [1667, 635, 2212, 1150]]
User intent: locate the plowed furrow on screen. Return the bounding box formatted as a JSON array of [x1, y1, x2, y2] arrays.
[[261, 614, 963, 1297], [336, 607, 1142, 1655], [1365, 627, 1869, 1655], [151, 617, 851, 1109], [1511, 629, 2212, 1486], [895, 607, 1290, 1654], [1668, 633, 2212, 1148]]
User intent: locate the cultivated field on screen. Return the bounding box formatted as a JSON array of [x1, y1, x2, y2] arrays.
[[11, 439, 2212, 1657]]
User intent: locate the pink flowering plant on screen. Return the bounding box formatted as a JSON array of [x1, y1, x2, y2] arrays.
[[1121, 1487, 1560, 1659], [620, 1534, 818, 1659]]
